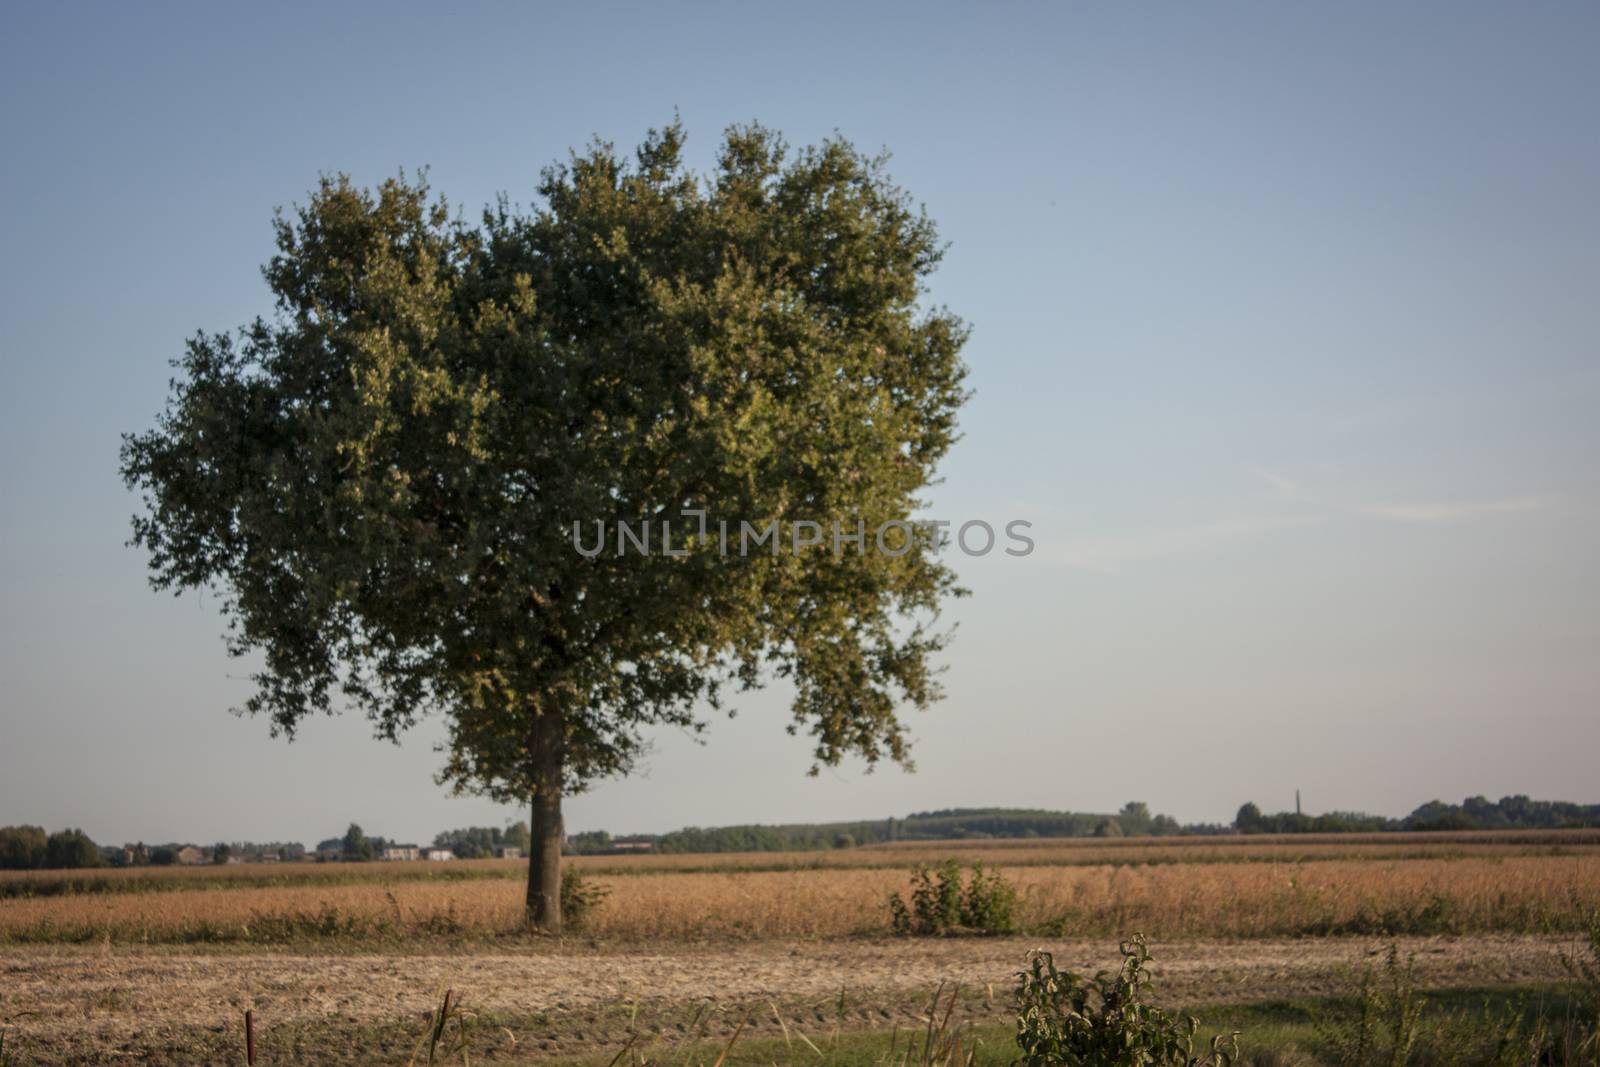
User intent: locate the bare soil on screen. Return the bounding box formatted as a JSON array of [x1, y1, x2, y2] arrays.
[[0, 934, 1573, 1064]]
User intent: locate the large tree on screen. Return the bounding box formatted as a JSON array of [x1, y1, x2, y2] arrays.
[[121, 123, 970, 930]]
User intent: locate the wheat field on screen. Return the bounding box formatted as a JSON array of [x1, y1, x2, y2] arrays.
[[4, 850, 1596, 944]]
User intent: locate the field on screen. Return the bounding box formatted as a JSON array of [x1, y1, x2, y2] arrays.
[[4, 830, 1599, 1064]]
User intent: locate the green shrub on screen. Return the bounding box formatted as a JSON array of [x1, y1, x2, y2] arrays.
[[889, 860, 1018, 936], [1013, 935, 1238, 1066], [560, 868, 608, 931]]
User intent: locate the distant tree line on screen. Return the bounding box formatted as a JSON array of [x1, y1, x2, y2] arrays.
[[0, 821, 532, 869], [7, 795, 1596, 870], [0, 826, 103, 869], [431, 824, 531, 858], [1233, 794, 1600, 834], [312, 822, 531, 861], [567, 795, 1600, 855], [564, 802, 1201, 854]]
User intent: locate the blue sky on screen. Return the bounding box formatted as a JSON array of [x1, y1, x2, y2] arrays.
[[2, 3, 1597, 846]]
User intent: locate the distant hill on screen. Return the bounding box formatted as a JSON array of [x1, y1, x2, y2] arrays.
[[562, 794, 1600, 855], [564, 802, 1190, 854]]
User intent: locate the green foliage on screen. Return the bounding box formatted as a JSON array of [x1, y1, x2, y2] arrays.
[[43, 828, 103, 869], [120, 120, 970, 807], [1562, 901, 1600, 1052], [501, 821, 530, 854], [559, 867, 608, 930], [1314, 946, 1423, 1067], [1235, 793, 1600, 835], [1407, 794, 1600, 831], [889, 860, 1018, 936], [637, 806, 1191, 854], [431, 825, 523, 859], [1013, 937, 1239, 1066], [342, 823, 373, 861], [1117, 802, 1152, 837], [0, 826, 47, 870], [563, 829, 614, 854], [211, 843, 231, 865]]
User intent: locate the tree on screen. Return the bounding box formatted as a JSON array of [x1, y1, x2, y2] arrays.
[[212, 842, 232, 864], [121, 121, 969, 931], [1118, 801, 1152, 836], [1235, 802, 1263, 833], [44, 828, 104, 869], [341, 823, 371, 861], [0, 825, 47, 870], [502, 820, 531, 854], [433, 826, 501, 858]]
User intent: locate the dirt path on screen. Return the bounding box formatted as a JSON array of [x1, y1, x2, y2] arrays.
[[0, 935, 1574, 1064]]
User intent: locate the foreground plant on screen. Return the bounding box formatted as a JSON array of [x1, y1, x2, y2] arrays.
[[1313, 945, 1422, 1067], [1013, 936, 1238, 1066], [411, 988, 476, 1066]]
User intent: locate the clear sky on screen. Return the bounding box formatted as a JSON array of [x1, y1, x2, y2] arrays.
[[2, 3, 1597, 848]]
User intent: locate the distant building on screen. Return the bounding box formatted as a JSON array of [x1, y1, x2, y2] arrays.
[[176, 846, 203, 865], [422, 848, 455, 861], [381, 845, 420, 862], [494, 845, 522, 860], [612, 841, 654, 852]]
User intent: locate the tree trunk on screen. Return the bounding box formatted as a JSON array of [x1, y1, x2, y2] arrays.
[[525, 709, 564, 933]]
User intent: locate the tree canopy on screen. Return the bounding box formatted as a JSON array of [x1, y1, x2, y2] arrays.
[[121, 122, 970, 929]]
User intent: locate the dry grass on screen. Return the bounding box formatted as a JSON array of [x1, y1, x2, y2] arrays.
[[3, 853, 1596, 944]]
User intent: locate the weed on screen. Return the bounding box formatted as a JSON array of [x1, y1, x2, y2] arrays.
[[889, 862, 1018, 936], [410, 988, 476, 1066], [1314, 945, 1422, 1067], [1013, 935, 1239, 1066], [561, 867, 609, 931]]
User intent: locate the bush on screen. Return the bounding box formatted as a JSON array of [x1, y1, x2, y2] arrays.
[[889, 860, 1019, 936], [560, 868, 608, 931], [1014, 936, 1238, 1066]]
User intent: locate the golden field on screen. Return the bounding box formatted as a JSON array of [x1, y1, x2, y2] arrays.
[[3, 834, 1597, 944], [4, 827, 1597, 894]]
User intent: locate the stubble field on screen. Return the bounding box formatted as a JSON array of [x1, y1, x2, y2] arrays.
[[4, 830, 1598, 1064]]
